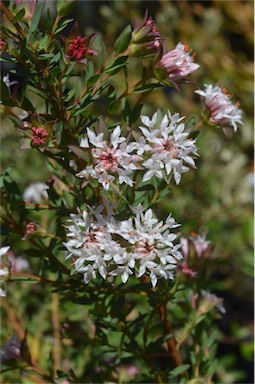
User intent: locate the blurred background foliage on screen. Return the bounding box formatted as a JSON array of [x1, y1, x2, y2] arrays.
[[1, 0, 253, 383]]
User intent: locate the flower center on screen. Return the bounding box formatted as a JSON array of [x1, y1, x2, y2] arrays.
[[163, 138, 174, 151], [137, 239, 156, 258], [31, 127, 48, 147], [98, 149, 119, 170], [68, 36, 90, 61]]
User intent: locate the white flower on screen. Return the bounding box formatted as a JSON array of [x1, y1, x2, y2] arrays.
[[134, 136, 152, 156], [142, 158, 164, 181], [0, 288, 6, 297], [2, 74, 18, 92], [23, 182, 48, 203], [0, 246, 10, 259], [76, 126, 142, 189], [139, 111, 198, 184], [80, 136, 89, 148], [111, 252, 135, 283], [0, 246, 10, 298], [87, 128, 104, 148], [195, 84, 243, 131], [64, 201, 182, 287]]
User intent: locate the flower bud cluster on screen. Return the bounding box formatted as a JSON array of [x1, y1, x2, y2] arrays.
[[64, 202, 182, 287], [129, 13, 163, 57], [76, 111, 198, 189], [31, 127, 48, 147]]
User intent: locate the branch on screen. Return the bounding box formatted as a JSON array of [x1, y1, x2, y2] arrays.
[[157, 302, 185, 376]]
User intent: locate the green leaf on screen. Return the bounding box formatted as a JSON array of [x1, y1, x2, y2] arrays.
[[2, 172, 20, 195], [21, 97, 34, 112], [55, 18, 74, 34], [129, 103, 143, 125], [0, 80, 11, 101], [121, 98, 131, 124], [13, 8, 26, 24], [169, 364, 190, 378], [203, 330, 219, 349], [136, 184, 155, 191], [114, 25, 132, 53], [56, 0, 75, 17], [87, 74, 100, 87], [49, 51, 62, 65], [30, 0, 45, 32], [206, 358, 218, 377], [38, 53, 54, 60], [104, 56, 128, 76], [133, 83, 162, 94], [107, 100, 121, 115], [9, 275, 39, 284], [0, 56, 16, 63]]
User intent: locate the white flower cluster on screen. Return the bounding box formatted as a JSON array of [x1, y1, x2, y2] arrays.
[[195, 84, 243, 132], [64, 203, 182, 287], [76, 112, 198, 189], [77, 126, 142, 189], [139, 111, 198, 184]]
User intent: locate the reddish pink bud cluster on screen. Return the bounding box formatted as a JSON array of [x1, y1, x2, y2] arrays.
[[31, 127, 48, 147], [25, 222, 36, 237], [68, 36, 94, 61]]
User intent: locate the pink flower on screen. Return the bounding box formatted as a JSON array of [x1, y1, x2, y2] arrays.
[[179, 233, 212, 278], [67, 34, 98, 63], [195, 84, 243, 132], [181, 233, 212, 260], [157, 43, 200, 83], [192, 234, 212, 258], [31, 127, 48, 147], [180, 262, 197, 278]]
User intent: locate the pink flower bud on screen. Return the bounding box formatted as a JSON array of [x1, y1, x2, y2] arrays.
[[31, 127, 48, 147], [180, 262, 197, 278], [129, 12, 163, 57], [25, 222, 36, 238]]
